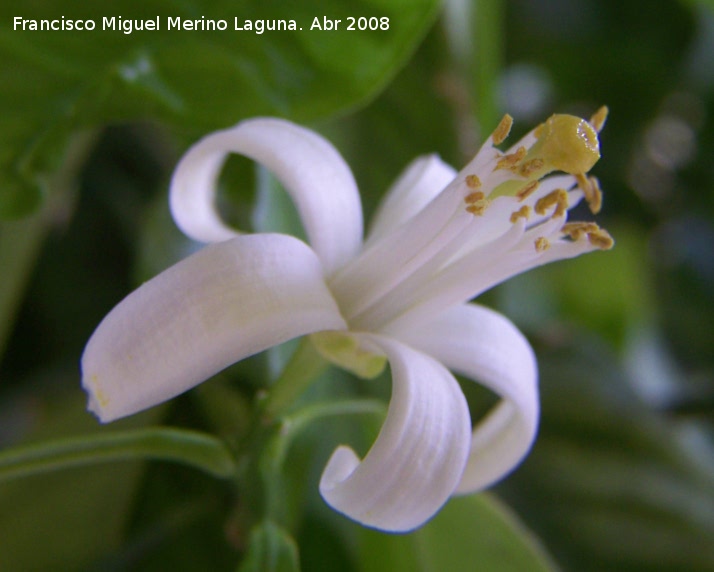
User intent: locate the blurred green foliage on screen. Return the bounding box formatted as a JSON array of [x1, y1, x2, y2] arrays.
[[0, 0, 440, 217], [1, 0, 714, 570]]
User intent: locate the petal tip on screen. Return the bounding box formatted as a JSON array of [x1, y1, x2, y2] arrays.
[[81, 371, 113, 423]]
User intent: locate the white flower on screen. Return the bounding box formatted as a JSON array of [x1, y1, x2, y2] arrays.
[[82, 111, 613, 532]]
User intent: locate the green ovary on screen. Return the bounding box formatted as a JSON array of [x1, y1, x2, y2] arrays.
[[311, 331, 387, 379]]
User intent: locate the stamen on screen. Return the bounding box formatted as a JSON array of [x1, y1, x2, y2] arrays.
[[516, 180, 540, 201], [575, 174, 603, 214], [535, 189, 569, 218], [561, 222, 614, 250], [587, 228, 615, 250], [465, 174, 482, 189], [464, 191, 485, 204], [589, 106, 609, 133], [510, 205, 531, 223], [588, 176, 603, 214], [519, 158, 545, 177], [535, 237, 550, 252], [495, 147, 527, 171], [492, 114, 514, 145], [561, 221, 600, 240], [465, 201, 489, 216]]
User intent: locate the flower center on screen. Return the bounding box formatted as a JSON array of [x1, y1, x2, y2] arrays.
[[489, 113, 601, 201], [329, 108, 614, 335]]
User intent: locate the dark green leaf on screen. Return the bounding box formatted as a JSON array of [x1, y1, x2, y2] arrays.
[[0, 426, 236, 482], [358, 494, 557, 572], [0, 0, 440, 218], [500, 334, 714, 572], [0, 384, 161, 571]]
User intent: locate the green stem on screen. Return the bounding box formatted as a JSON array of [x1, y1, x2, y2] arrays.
[[260, 399, 386, 522], [260, 337, 328, 421], [0, 427, 236, 482], [281, 399, 387, 444]]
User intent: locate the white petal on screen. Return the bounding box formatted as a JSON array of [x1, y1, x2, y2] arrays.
[[330, 182, 469, 321], [319, 335, 470, 532], [170, 117, 363, 275], [82, 234, 346, 422], [367, 154, 457, 243], [361, 218, 526, 331], [390, 304, 539, 493]]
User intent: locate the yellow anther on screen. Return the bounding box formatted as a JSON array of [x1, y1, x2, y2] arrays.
[[466, 201, 489, 216], [516, 180, 540, 201], [492, 114, 514, 145], [561, 221, 600, 240], [588, 176, 603, 214], [532, 114, 600, 175], [519, 158, 545, 177], [535, 189, 569, 218], [560, 222, 614, 250], [465, 174, 482, 189], [535, 237, 550, 252], [465, 191, 485, 204], [510, 205, 531, 223], [589, 106, 609, 133], [495, 146, 527, 171], [575, 173, 603, 214], [587, 228, 615, 250]]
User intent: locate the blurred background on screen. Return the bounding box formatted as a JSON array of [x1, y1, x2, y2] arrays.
[[1, 0, 713, 570]]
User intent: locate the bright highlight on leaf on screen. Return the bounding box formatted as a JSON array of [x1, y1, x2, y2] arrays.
[[81, 111, 612, 532]]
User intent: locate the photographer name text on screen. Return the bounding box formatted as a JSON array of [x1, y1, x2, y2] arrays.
[[12, 15, 391, 34]]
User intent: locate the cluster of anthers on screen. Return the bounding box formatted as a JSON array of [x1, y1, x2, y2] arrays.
[[459, 107, 613, 255]]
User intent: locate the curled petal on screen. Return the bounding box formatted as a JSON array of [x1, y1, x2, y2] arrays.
[[170, 117, 363, 274], [319, 335, 470, 532], [82, 234, 346, 422], [367, 154, 457, 243], [390, 304, 539, 493]]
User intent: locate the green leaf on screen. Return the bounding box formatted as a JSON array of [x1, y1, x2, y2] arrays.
[[239, 521, 300, 572], [500, 333, 714, 572], [0, 382, 162, 571], [680, 0, 714, 13], [0, 427, 236, 481], [358, 493, 557, 572], [0, 0, 441, 218]]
